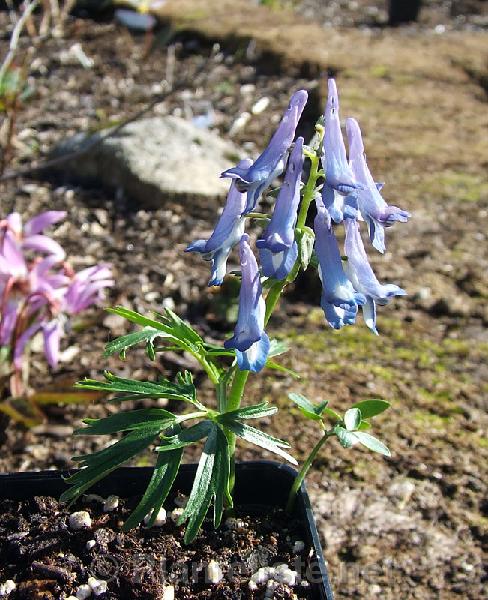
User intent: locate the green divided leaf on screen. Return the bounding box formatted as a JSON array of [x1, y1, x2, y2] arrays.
[[61, 426, 161, 504], [351, 399, 390, 419], [77, 408, 177, 436], [178, 424, 231, 544], [75, 371, 198, 406], [123, 446, 183, 531], [224, 419, 297, 466]]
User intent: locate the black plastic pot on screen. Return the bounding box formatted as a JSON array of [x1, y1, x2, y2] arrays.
[[0, 461, 333, 599]]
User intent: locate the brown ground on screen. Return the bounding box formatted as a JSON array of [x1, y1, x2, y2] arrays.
[[0, 3, 487, 599]]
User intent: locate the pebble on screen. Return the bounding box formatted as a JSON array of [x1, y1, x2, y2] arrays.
[[144, 507, 167, 527], [86, 540, 96, 550], [103, 495, 119, 512], [88, 577, 108, 596], [69, 511, 92, 530], [0, 580, 16, 597], [206, 560, 224, 584]]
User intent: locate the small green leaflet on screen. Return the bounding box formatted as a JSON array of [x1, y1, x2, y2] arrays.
[[156, 421, 213, 452], [103, 328, 162, 358], [288, 392, 329, 421], [334, 425, 357, 448], [344, 408, 362, 431], [334, 425, 391, 456], [217, 401, 277, 421], [297, 228, 315, 270], [352, 431, 391, 457], [351, 399, 390, 419]]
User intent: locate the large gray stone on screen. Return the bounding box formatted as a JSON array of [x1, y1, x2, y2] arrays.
[[50, 116, 241, 212]]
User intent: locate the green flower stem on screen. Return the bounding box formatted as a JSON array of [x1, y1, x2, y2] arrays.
[[285, 431, 333, 514], [297, 153, 320, 229], [223, 138, 324, 495]]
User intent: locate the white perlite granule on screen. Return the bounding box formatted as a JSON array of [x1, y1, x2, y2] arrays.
[[249, 563, 299, 591], [88, 576, 108, 596], [75, 584, 92, 599], [0, 580, 16, 597], [206, 560, 224, 584], [161, 585, 175, 600], [144, 506, 167, 527], [85, 539, 96, 551], [69, 511, 92, 530], [170, 507, 184, 523], [102, 495, 119, 512]]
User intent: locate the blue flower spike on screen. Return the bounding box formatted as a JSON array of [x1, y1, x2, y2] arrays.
[[224, 234, 270, 373], [185, 159, 252, 286], [343, 216, 406, 334], [346, 117, 410, 253], [221, 90, 308, 214], [256, 136, 304, 280], [313, 199, 366, 330], [321, 78, 362, 224]]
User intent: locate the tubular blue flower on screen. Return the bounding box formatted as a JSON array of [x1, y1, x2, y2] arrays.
[[321, 79, 361, 223], [346, 118, 410, 253], [221, 90, 308, 214], [256, 137, 304, 280], [343, 217, 406, 334], [314, 200, 366, 329], [185, 159, 252, 286], [224, 235, 269, 373]]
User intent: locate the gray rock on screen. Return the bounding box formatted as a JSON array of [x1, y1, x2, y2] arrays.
[[50, 116, 241, 213]]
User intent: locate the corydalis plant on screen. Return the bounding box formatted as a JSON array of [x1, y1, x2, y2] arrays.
[[0, 211, 113, 403], [65, 79, 410, 543]]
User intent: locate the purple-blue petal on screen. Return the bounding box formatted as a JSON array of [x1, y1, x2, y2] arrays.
[[224, 235, 268, 361], [344, 217, 406, 305], [314, 202, 364, 329], [322, 79, 360, 195], [346, 117, 410, 253], [258, 242, 298, 281], [186, 162, 250, 286], [235, 331, 270, 373], [221, 90, 307, 214]]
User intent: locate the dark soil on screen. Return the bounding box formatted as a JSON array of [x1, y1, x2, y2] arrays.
[[0, 5, 487, 600], [0, 494, 314, 599]]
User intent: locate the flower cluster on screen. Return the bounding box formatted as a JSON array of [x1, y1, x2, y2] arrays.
[[187, 79, 410, 373], [0, 211, 113, 393]]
